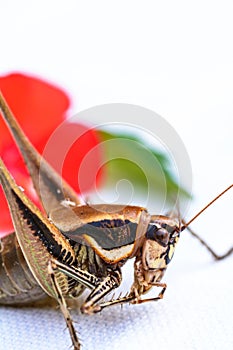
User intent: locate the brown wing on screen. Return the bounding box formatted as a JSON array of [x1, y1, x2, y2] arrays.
[[50, 204, 150, 264]]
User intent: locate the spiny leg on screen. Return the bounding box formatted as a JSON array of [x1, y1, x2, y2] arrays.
[[53, 258, 123, 315], [52, 258, 100, 290], [186, 226, 233, 260], [80, 268, 122, 314], [86, 282, 167, 312], [48, 261, 81, 350], [54, 258, 133, 312], [53, 259, 167, 313]]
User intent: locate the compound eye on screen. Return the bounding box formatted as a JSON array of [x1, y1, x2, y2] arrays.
[[146, 225, 169, 247], [154, 228, 169, 246]]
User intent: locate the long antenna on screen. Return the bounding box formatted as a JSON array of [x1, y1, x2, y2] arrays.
[[181, 184, 233, 231]]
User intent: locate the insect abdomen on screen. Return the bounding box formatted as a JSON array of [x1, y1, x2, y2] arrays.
[[0, 233, 46, 305]]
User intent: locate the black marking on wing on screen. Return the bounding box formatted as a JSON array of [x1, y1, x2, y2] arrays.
[[64, 219, 138, 250], [14, 191, 72, 264]]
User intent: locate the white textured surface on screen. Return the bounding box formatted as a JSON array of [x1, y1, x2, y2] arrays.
[[1, 1, 233, 349]]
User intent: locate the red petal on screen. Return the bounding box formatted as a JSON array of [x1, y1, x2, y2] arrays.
[[0, 192, 14, 236], [0, 72, 70, 150], [41, 121, 103, 194]]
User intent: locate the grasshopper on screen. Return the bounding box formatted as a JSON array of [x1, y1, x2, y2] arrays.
[[0, 92, 232, 350]]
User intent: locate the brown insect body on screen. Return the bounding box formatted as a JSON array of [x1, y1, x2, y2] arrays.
[[0, 92, 232, 350], [0, 232, 46, 304]]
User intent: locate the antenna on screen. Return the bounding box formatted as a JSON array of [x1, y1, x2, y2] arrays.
[[181, 184, 233, 231]]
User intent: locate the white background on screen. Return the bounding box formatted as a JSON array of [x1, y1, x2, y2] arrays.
[[0, 1, 232, 350]]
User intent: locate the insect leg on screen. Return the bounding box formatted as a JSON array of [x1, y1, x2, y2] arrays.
[[87, 282, 167, 311], [48, 261, 81, 350], [51, 258, 122, 314], [93, 293, 136, 310], [81, 268, 122, 314], [130, 282, 167, 304], [54, 259, 165, 311], [54, 259, 122, 314], [185, 226, 233, 260], [51, 258, 100, 290]]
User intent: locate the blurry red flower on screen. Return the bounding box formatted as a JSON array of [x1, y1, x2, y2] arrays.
[[0, 73, 102, 236]]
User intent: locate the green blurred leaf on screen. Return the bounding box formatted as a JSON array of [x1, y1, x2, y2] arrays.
[[97, 130, 190, 202]]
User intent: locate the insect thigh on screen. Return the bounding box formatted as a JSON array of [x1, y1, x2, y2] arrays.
[[0, 233, 46, 305]]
